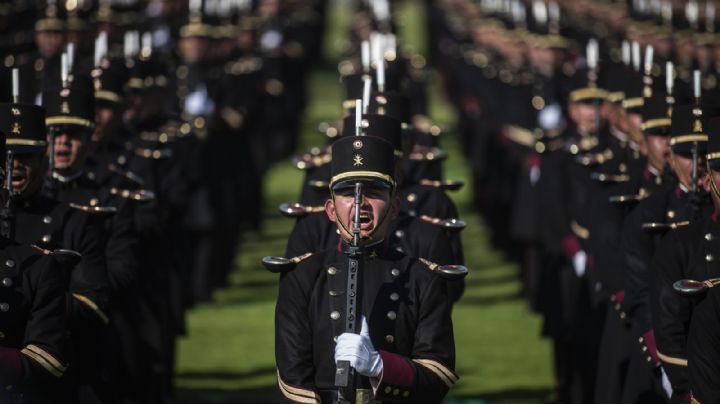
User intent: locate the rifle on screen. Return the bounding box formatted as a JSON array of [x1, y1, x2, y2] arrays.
[[336, 101, 364, 403], [335, 181, 364, 404]]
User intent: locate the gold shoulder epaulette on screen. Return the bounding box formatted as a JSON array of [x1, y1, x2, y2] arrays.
[[674, 278, 720, 295], [225, 57, 263, 75], [135, 147, 173, 160], [419, 179, 464, 191], [107, 163, 146, 186], [418, 257, 468, 280], [261, 252, 313, 273], [292, 151, 332, 170], [641, 220, 690, 234], [591, 172, 631, 183], [407, 146, 447, 162], [110, 187, 156, 202], [278, 203, 325, 218], [575, 148, 614, 166], [69, 203, 117, 215]]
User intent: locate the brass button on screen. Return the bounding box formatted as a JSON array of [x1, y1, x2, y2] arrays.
[[43, 216, 52, 224], [408, 210, 417, 217], [41, 235, 51, 243], [384, 387, 392, 394], [646, 356, 652, 362], [390, 293, 399, 301], [706, 233, 714, 241], [327, 267, 337, 275], [2, 278, 12, 287], [394, 230, 404, 238], [403, 391, 410, 398], [393, 389, 400, 396], [330, 311, 340, 320], [329, 290, 338, 296], [333, 336, 338, 342], [407, 193, 416, 203], [391, 269, 400, 277], [387, 311, 397, 320], [5, 260, 14, 268], [385, 335, 395, 343], [638, 337, 644, 343], [90, 198, 99, 206], [707, 254, 714, 262], [0, 331, 4, 339], [0, 303, 9, 312], [667, 210, 675, 219]]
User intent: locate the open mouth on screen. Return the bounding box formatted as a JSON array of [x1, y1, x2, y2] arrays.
[[352, 211, 374, 231]]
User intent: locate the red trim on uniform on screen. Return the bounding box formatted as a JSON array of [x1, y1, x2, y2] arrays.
[[0, 347, 22, 384], [675, 186, 682, 200], [378, 351, 415, 387], [613, 290, 625, 303], [642, 329, 660, 366], [683, 392, 692, 404], [561, 234, 581, 259], [525, 153, 540, 170], [712, 207, 720, 222], [643, 167, 651, 182]]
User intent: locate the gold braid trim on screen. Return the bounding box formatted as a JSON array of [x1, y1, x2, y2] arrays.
[[657, 350, 688, 367], [72, 293, 110, 325], [413, 359, 458, 388], [21, 344, 66, 377], [276, 370, 319, 403]]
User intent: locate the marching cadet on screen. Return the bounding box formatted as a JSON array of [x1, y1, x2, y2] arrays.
[[687, 284, 720, 404], [273, 134, 459, 403], [651, 106, 715, 404], [536, 62, 610, 404], [283, 112, 466, 302], [683, 120, 720, 404], [0, 127, 69, 403], [39, 73, 147, 403], [0, 98, 111, 402]]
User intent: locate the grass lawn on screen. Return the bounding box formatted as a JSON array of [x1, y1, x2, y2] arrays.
[[176, 1, 554, 403]]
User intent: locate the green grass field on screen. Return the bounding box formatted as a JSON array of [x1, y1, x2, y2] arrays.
[[175, 1, 554, 403]]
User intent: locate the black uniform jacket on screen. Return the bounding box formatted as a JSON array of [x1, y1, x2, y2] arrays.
[[0, 240, 67, 393], [687, 286, 720, 404], [652, 215, 720, 396], [14, 194, 110, 326], [275, 245, 457, 403]]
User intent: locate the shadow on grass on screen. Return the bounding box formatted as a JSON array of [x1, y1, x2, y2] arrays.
[[464, 272, 518, 287], [176, 367, 277, 404], [449, 387, 555, 403], [176, 385, 276, 404], [455, 291, 523, 306]]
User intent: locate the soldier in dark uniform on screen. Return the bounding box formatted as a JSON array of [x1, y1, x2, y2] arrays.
[[274, 134, 458, 403], [0, 126, 68, 403], [0, 101, 111, 402], [687, 286, 720, 404], [652, 109, 716, 404], [684, 118, 720, 403]]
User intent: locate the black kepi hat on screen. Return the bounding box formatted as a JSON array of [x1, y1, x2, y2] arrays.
[[341, 114, 402, 155], [640, 93, 671, 136], [707, 117, 720, 170], [670, 104, 708, 156], [330, 135, 396, 190], [0, 104, 48, 153]]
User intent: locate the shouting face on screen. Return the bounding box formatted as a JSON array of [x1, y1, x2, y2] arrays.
[[47, 127, 89, 175], [325, 183, 399, 244]]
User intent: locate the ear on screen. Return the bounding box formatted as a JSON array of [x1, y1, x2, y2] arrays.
[[325, 198, 337, 223]]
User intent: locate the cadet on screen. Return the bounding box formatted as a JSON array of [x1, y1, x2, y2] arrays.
[[0, 127, 68, 403], [0, 100, 110, 402], [274, 135, 459, 403]]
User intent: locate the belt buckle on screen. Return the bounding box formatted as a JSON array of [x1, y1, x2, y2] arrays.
[[356, 388, 378, 404]]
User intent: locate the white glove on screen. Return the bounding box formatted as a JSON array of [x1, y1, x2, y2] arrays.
[[335, 316, 383, 378], [660, 367, 673, 399], [573, 250, 587, 277]]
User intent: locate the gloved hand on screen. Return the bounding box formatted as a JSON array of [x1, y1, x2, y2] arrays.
[[573, 250, 587, 277], [660, 367, 673, 399], [335, 316, 383, 378]]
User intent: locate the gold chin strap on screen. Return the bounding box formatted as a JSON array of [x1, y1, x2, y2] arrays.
[[708, 161, 720, 202], [330, 185, 396, 244], [670, 151, 694, 191]]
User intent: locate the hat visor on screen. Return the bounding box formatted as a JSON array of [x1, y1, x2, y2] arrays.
[[644, 127, 671, 137], [331, 178, 393, 191], [671, 143, 707, 156], [709, 158, 720, 171]]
